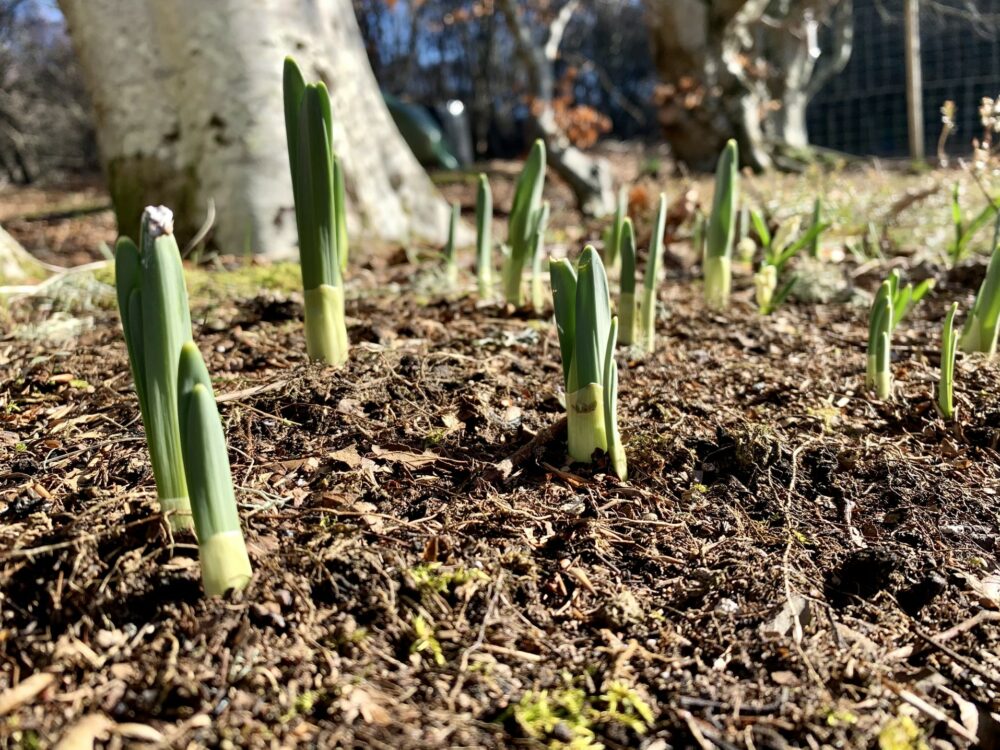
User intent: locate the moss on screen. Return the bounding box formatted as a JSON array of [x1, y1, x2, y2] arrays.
[[506, 678, 655, 750]]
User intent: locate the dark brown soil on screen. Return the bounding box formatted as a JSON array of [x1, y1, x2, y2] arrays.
[[2, 168, 1000, 749]]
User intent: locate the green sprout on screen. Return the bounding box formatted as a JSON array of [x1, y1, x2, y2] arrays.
[[607, 186, 628, 269], [704, 139, 738, 310], [177, 343, 253, 596], [749, 206, 828, 315], [531, 201, 551, 312], [283, 56, 349, 366], [938, 302, 959, 419], [476, 174, 493, 297], [947, 182, 1000, 266], [960, 217, 1000, 354], [550, 247, 626, 479], [809, 197, 823, 257], [640, 193, 667, 353], [867, 281, 894, 399], [617, 218, 637, 345], [503, 139, 546, 306], [115, 206, 194, 532], [444, 202, 460, 289]]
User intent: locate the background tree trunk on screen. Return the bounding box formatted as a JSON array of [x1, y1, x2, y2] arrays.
[[58, 0, 451, 256], [498, 0, 615, 217], [645, 0, 853, 171]]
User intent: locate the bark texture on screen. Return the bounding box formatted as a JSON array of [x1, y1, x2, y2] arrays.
[[498, 0, 615, 217], [58, 0, 451, 255], [645, 0, 853, 170]]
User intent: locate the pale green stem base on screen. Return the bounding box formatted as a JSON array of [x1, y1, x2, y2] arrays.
[[531, 272, 544, 313], [704, 256, 732, 310], [199, 530, 253, 597], [160, 495, 193, 533], [640, 290, 656, 353], [567, 384, 608, 463], [445, 262, 458, 289], [618, 293, 636, 346], [959, 315, 999, 356], [937, 383, 953, 420], [304, 284, 349, 366], [501, 253, 525, 307], [477, 270, 492, 299], [875, 369, 892, 400]]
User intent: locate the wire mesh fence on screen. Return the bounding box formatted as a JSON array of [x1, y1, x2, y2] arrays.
[[807, 0, 1000, 159]]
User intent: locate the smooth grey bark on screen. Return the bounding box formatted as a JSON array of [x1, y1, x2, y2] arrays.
[[58, 0, 451, 255]]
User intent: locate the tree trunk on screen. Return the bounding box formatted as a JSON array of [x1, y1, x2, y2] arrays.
[[498, 0, 615, 218], [646, 0, 853, 170], [58, 0, 451, 256], [646, 0, 773, 171]]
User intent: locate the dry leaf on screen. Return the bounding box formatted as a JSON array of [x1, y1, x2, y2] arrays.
[[371, 445, 439, 469]]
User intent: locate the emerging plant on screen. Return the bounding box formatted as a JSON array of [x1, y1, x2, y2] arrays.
[[809, 197, 823, 257], [749, 208, 826, 315], [866, 280, 894, 399], [475, 174, 492, 297], [550, 247, 627, 480], [115, 206, 194, 532], [881, 269, 933, 332], [947, 182, 999, 266], [283, 57, 349, 366], [617, 218, 637, 345], [939, 302, 959, 419], [607, 186, 628, 269], [444, 202, 459, 288], [704, 139, 738, 310], [736, 203, 755, 265], [960, 219, 1000, 354], [530, 201, 551, 312], [751, 208, 828, 272], [177, 342, 253, 596], [503, 139, 546, 306], [864, 270, 932, 398], [640, 193, 667, 353]]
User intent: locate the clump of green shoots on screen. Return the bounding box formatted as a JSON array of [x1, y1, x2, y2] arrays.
[[503, 139, 546, 306], [749, 207, 828, 315], [607, 187, 628, 269], [947, 182, 1000, 266], [115, 206, 194, 532], [530, 201, 551, 312], [640, 194, 668, 353], [617, 218, 637, 345], [177, 343, 253, 596], [808, 197, 823, 257], [618, 194, 668, 350], [939, 303, 959, 419], [550, 247, 627, 480], [867, 281, 894, 399], [283, 57, 349, 366], [865, 270, 933, 398], [444, 202, 460, 288], [704, 139, 738, 310], [959, 219, 1000, 354], [475, 174, 492, 297]]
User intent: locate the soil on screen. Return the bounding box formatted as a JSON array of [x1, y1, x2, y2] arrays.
[[1, 162, 999, 749]]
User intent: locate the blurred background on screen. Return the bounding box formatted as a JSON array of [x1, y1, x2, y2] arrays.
[[2, 0, 1000, 263]]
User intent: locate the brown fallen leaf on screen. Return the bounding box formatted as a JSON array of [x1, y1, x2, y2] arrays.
[[329, 444, 363, 469], [371, 445, 440, 469], [0, 671, 55, 715]]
